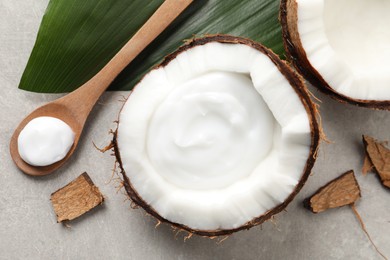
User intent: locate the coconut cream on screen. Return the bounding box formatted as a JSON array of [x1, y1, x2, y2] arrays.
[[147, 71, 275, 189], [17, 116, 75, 166]]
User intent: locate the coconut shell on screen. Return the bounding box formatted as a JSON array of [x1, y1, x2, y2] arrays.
[[50, 172, 104, 222], [362, 135, 390, 188], [113, 35, 320, 237], [280, 0, 390, 110], [304, 170, 361, 213]]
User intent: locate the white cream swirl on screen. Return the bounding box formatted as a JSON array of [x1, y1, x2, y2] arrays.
[[147, 71, 275, 189]]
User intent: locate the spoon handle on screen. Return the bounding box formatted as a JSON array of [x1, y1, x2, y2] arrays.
[[58, 0, 193, 124]]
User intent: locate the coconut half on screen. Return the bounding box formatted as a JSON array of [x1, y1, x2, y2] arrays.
[[281, 0, 390, 109], [114, 35, 320, 236]]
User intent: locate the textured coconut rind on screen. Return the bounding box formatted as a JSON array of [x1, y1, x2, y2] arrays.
[[280, 0, 390, 110], [113, 35, 320, 237], [303, 170, 361, 213]]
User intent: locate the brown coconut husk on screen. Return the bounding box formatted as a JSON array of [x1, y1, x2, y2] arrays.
[[303, 170, 361, 213], [50, 172, 104, 223], [362, 135, 390, 188]]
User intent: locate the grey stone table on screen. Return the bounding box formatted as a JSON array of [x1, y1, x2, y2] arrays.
[[0, 1, 389, 259]]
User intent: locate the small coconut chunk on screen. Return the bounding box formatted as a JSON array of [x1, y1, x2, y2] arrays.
[[304, 170, 361, 213], [362, 135, 390, 188], [51, 172, 104, 222]]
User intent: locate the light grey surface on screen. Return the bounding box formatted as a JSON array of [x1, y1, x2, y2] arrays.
[[0, 1, 389, 259]]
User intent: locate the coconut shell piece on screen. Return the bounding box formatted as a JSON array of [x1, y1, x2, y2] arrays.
[[50, 172, 104, 222], [362, 135, 390, 188], [304, 170, 361, 213], [304, 168, 387, 259]]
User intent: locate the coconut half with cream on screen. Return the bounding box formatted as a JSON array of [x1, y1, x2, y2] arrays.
[[281, 0, 390, 109], [114, 35, 320, 236]]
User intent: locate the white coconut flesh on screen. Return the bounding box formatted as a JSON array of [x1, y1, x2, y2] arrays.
[[117, 42, 312, 230], [296, 0, 390, 100]]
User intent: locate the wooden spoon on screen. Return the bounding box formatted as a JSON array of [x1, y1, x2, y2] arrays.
[[10, 0, 194, 176]]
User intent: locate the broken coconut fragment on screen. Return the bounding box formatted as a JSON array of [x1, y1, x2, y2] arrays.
[[51, 172, 104, 222], [304, 170, 361, 213], [362, 135, 390, 188], [304, 169, 387, 259]]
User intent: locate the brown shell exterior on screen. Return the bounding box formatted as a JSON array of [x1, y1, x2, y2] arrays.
[[280, 0, 390, 110], [113, 35, 320, 237]]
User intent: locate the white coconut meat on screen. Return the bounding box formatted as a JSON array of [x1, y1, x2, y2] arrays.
[[296, 0, 390, 100], [117, 42, 312, 231]]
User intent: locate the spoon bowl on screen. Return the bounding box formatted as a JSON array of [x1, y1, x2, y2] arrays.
[[10, 102, 83, 176], [10, 0, 193, 176]]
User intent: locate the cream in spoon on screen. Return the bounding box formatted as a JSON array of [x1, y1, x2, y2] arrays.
[[17, 116, 75, 166]]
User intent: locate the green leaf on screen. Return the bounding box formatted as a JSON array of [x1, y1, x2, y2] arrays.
[[19, 0, 284, 93]]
